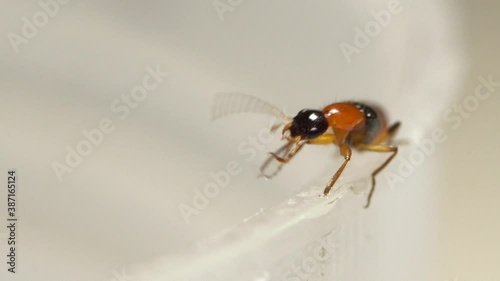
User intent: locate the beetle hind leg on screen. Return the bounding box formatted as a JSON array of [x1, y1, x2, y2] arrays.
[[355, 144, 398, 208]]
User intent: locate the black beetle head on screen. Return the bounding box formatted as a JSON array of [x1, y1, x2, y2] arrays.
[[288, 109, 328, 140]]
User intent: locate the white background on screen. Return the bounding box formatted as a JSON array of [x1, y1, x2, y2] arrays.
[[0, 1, 499, 281]]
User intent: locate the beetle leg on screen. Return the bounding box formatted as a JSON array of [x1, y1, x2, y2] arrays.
[[355, 144, 398, 208], [260, 142, 303, 179], [374, 121, 401, 144], [307, 133, 337, 145], [387, 122, 401, 139], [323, 144, 352, 196], [269, 141, 305, 163]]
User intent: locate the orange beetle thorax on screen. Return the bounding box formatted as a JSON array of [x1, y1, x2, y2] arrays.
[[323, 103, 365, 130], [323, 103, 365, 144]]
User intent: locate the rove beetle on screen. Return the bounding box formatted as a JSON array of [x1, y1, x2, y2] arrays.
[[213, 94, 400, 208]]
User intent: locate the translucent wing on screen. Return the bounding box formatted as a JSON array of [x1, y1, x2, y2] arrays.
[[212, 92, 295, 179], [212, 92, 291, 122]]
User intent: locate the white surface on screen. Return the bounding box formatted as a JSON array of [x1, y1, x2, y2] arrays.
[[0, 1, 499, 281]]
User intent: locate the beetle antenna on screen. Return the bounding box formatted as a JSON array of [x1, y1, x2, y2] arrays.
[[212, 92, 291, 121]]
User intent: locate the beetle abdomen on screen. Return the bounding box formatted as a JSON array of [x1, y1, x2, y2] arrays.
[[348, 102, 383, 144]]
